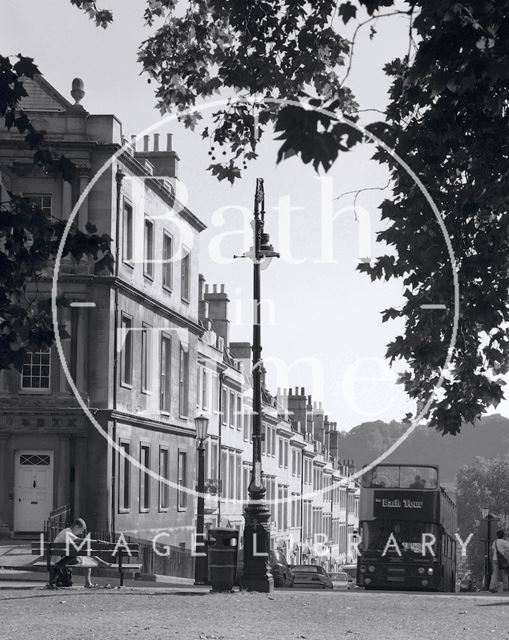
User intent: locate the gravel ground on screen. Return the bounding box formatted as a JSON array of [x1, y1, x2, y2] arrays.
[[1, 587, 509, 640]]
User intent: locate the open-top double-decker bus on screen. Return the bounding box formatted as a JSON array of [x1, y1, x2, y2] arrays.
[[357, 464, 456, 591]]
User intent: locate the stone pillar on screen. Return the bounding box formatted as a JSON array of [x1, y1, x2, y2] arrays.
[[77, 165, 91, 229], [74, 307, 88, 396], [56, 435, 70, 509], [59, 308, 72, 393], [0, 370, 10, 395], [0, 434, 12, 532], [62, 179, 72, 222], [72, 436, 87, 520], [85, 423, 111, 531]]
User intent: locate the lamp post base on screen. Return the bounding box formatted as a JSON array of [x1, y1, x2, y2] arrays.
[[194, 554, 208, 585], [242, 500, 274, 593]]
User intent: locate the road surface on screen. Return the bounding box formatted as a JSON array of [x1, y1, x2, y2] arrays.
[[1, 586, 509, 639]]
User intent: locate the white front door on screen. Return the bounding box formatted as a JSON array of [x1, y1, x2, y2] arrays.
[[14, 450, 54, 532]]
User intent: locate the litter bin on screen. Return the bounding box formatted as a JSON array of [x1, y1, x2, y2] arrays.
[[207, 528, 239, 592]]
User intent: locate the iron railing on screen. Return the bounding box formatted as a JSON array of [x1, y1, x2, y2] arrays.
[[46, 504, 71, 531], [41, 523, 194, 579]]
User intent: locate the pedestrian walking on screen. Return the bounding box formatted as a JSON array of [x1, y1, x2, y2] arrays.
[[489, 529, 509, 593]]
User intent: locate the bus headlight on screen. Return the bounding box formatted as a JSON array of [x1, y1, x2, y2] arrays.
[[421, 579, 428, 587], [364, 577, 371, 585], [368, 565, 375, 573], [360, 565, 366, 573], [418, 567, 425, 575], [427, 568, 434, 575]]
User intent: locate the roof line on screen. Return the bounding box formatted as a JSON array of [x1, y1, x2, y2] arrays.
[[31, 74, 74, 111]]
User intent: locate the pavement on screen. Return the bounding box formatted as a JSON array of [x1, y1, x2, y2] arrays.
[[3, 542, 509, 639], [0, 541, 195, 589], [1, 586, 509, 640], [0, 541, 34, 568]]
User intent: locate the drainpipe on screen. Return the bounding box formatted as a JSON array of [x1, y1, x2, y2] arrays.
[[300, 450, 304, 565], [330, 474, 335, 572], [217, 370, 224, 527], [345, 484, 350, 565], [111, 165, 125, 535]]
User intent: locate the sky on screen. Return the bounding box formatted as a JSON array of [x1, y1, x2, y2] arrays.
[[4, 0, 507, 430]]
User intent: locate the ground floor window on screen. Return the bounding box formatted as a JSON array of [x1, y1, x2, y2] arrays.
[[177, 450, 187, 509], [159, 447, 170, 511], [119, 441, 131, 512], [140, 444, 151, 511]]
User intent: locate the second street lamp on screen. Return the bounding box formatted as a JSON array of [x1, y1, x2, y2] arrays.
[[194, 414, 209, 585], [481, 510, 494, 591], [240, 178, 279, 593]]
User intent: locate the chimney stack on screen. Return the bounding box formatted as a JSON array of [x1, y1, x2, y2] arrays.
[[203, 283, 230, 346], [135, 132, 179, 178], [230, 342, 251, 361]]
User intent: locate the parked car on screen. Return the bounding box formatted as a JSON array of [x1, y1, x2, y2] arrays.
[[341, 564, 360, 588], [330, 571, 354, 590], [236, 550, 293, 588], [292, 564, 333, 589], [270, 549, 294, 587]]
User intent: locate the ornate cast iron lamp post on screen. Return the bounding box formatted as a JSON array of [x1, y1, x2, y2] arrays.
[[240, 178, 279, 592]]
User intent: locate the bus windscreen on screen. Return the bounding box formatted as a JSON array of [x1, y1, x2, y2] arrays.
[[360, 521, 439, 557], [362, 466, 438, 490]]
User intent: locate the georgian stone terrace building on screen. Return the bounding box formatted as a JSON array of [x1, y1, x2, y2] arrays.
[[0, 75, 205, 548]]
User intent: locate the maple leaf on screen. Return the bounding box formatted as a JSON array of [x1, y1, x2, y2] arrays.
[[12, 56, 39, 78], [338, 1, 357, 24]]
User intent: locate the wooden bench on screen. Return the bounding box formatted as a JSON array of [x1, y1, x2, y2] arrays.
[[31, 539, 141, 587]]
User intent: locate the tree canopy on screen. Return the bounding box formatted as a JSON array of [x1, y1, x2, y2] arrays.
[[360, 1, 509, 436], [140, 0, 509, 435], [2, 0, 508, 435]]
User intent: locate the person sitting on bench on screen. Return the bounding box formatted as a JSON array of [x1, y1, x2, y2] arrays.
[[51, 518, 98, 588]]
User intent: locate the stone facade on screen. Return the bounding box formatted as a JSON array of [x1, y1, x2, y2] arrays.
[[0, 75, 359, 570], [197, 281, 360, 569], [0, 76, 205, 548]]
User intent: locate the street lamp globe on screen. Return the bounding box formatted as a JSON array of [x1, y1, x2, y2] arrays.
[[195, 414, 209, 442], [260, 232, 280, 258]]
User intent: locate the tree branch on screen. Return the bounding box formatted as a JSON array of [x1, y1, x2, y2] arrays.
[[340, 10, 411, 87], [406, 5, 417, 63], [335, 179, 391, 222], [358, 107, 386, 116], [70, 0, 113, 28], [335, 179, 391, 202]]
